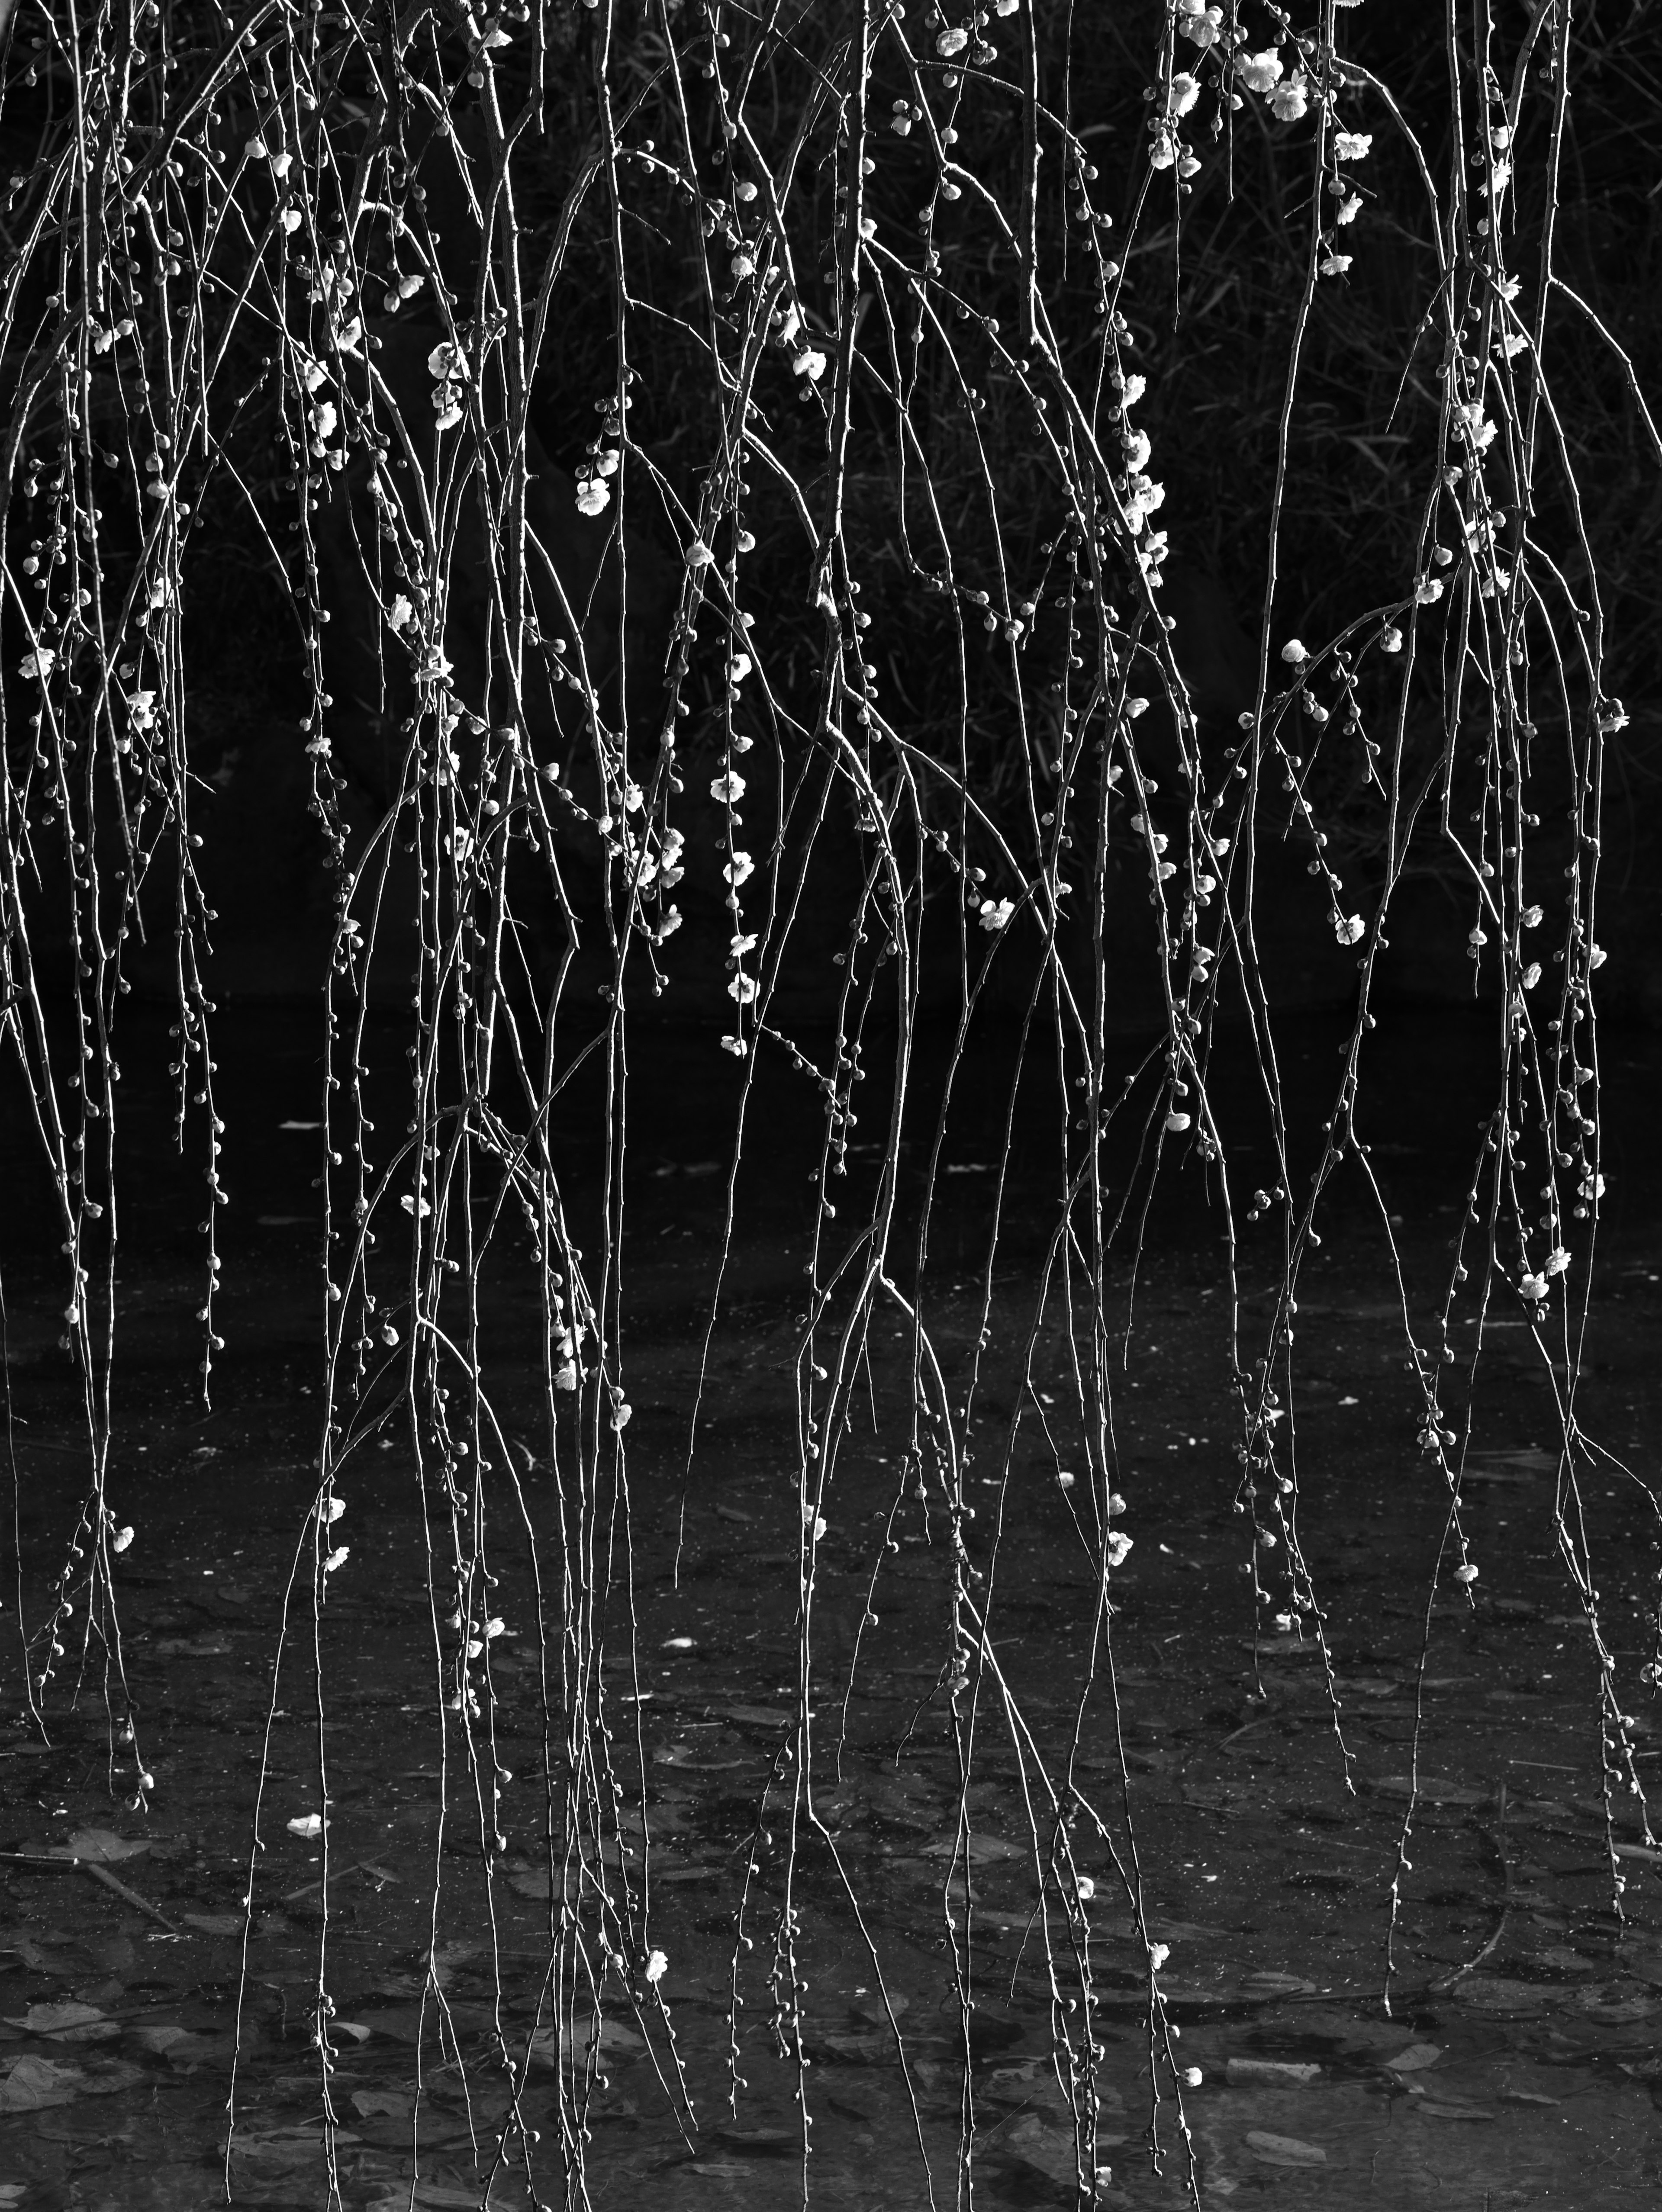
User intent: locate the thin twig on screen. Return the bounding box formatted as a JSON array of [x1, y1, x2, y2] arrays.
[[0, 1850, 182, 1935]]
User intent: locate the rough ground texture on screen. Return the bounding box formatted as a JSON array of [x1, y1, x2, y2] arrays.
[[2, 1004, 1660, 2210]]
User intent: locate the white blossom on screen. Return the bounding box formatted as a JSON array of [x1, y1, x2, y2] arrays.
[[576, 478, 610, 516], [1269, 75, 1310, 122], [710, 771, 747, 804], [1176, 0, 1223, 48], [978, 897, 1015, 932], [1333, 131, 1373, 161], [1335, 913, 1366, 945], [1237, 48, 1284, 93]]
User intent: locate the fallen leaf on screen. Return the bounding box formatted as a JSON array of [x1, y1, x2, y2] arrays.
[[229, 2125, 360, 2170], [1578, 1992, 1656, 2023], [992, 2111, 1079, 2186], [62, 1829, 149, 1864], [815, 2028, 894, 2063], [1415, 2100, 1497, 2121], [0, 2054, 83, 2111], [1371, 1776, 1488, 1807], [1385, 2043, 1442, 2073], [1245, 2129, 1327, 2167], [533, 2016, 647, 2063], [352, 2089, 413, 2119], [1455, 1979, 1551, 2014], [708, 2127, 802, 2157], [131, 2025, 230, 2063], [182, 1913, 244, 1937], [922, 1833, 1026, 1865], [1227, 2058, 1320, 2087], [401, 2188, 516, 2210], [130, 2025, 192, 2055], [6, 2001, 107, 2036], [981, 2056, 1080, 2112]]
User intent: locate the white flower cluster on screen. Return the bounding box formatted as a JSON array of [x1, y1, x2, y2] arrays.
[[1113, 370, 1163, 537], [427, 339, 468, 432], [575, 444, 619, 518], [772, 297, 826, 386], [710, 763, 758, 1047], [1230, 35, 1377, 268]]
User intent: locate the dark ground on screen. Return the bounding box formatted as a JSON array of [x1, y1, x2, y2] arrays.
[[3, 999, 1662, 2210]]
